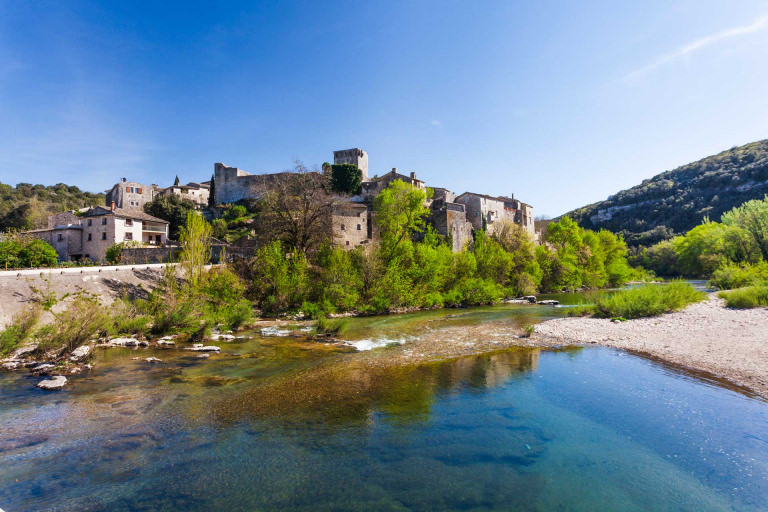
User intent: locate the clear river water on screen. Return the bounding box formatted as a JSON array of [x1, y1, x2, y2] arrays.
[[1, 300, 767, 511]]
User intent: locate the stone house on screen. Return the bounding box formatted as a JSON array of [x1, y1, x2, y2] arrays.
[[331, 202, 371, 249], [24, 206, 169, 262], [162, 182, 210, 207], [429, 196, 474, 252], [361, 168, 426, 202], [333, 148, 369, 181], [455, 192, 534, 236], [105, 178, 161, 209]]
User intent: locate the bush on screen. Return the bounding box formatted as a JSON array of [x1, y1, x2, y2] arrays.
[[314, 316, 347, 336], [718, 285, 768, 309], [592, 281, 706, 319], [708, 262, 768, 290], [225, 205, 247, 221], [0, 234, 57, 268], [34, 295, 109, 355], [0, 305, 42, 355]]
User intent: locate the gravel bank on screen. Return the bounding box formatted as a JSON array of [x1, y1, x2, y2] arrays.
[[534, 294, 768, 398]]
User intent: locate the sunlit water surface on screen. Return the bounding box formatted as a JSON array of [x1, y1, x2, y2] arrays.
[[1, 302, 767, 512]]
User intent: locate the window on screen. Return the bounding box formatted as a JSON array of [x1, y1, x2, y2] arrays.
[[125, 233, 133, 241], [101, 232, 107, 240], [137, 188, 142, 194], [345, 241, 350, 246], [58, 234, 63, 241], [340, 224, 345, 231], [125, 218, 133, 227], [87, 219, 92, 226], [102, 218, 107, 225], [357, 224, 361, 230], [87, 233, 92, 241]]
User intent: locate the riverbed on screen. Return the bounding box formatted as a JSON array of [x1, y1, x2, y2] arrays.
[[1, 302, 767, 511]]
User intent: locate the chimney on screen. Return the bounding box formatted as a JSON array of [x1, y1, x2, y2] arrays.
[[121, 177, 126, 183], [392, 167, 398, 174], [110, 201, 116, 211], [410, 172, 417, 179]]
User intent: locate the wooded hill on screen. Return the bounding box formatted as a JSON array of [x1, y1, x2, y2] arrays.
[[0, 182, 105, 231], [566, 140, 768, 246]]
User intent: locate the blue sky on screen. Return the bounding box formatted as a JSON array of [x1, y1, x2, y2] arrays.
[[1, 1, 767, 216]]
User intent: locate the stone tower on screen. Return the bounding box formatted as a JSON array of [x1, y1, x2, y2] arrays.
[[333, 148, 369, 181]]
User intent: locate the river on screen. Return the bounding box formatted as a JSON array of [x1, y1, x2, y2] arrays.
[[1, 300, 767, 511]]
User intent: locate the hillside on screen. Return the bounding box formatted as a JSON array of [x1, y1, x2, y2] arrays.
[[567, 140, 768, 246], [0, 182, 105, 231]]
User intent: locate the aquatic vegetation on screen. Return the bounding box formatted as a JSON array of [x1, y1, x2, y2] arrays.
[[718, 285, 768, 309], [592, 281, 706, 319]]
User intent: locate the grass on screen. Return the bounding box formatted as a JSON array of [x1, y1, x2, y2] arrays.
[[0, 305, 42, 356], [591, 281, 706, 319], [718, 285, 768, 309], [314, 316, 348, 336]]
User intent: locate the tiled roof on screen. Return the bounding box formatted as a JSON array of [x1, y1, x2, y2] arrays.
[[83, 206, 169, 224]]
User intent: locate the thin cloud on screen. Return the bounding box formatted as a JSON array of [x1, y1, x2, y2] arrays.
[[430, 120, 442, 127], [625, 14, 768, 80]]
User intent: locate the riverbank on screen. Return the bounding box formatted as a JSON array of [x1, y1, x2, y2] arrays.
[[534, 293, 768, 398]]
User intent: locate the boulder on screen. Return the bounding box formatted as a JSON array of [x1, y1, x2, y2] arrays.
[[157, 339, 175, 346], [184, 345, 221, 352], [145, 357, 163, 363], [2, 361, 21, 370], [537, 300, 560, 306], [138, 340, 150, 347], [109, 337, 140, 347], [70, 345, 91, 361], [37, 375, 68, 391]]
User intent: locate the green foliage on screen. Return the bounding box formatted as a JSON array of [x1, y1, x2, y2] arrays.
[[201, 266, 252, 329], [708, 261, 768, 290], [251, 241, 309, 312], [314, 316, 347, 336], [211, 218, 228, 239], [0, 182, 105, 231], [144, 193, 197, 239], [34, 295, 110, 355], [179, 212, 212, 291], [374, 180, 431, 261], [225, 205, 247, 221], [330, 164, 363, 195], [0, 234, 58, 268], [105, 241, 143, 264], [718, 285, 768, 309], [566, 140, 768, 246], [721, 194, 768, 261], [0, 305, 42, 355], [592, 281, 706, 319]]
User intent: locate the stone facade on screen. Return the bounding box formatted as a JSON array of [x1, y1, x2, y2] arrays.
[[162, 182, 210, 207], [213, 163, 304, 205], [361, 168, 426, 202], [105, 179, 160, 209], [25, 207, 169, 262], [430, 200, 473, 252], [331, 202, 371, 249], [333, 148, 369, 181]]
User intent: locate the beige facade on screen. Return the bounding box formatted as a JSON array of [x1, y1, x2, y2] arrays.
[[105, 179, 160, 209], [25, 207, 169, 262], [162, 182, 210, 207], [332, 202, 370, 249], [455, 192, 533, 235]]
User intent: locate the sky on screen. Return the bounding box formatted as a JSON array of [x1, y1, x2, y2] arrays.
[[1, 1, 767, 217]]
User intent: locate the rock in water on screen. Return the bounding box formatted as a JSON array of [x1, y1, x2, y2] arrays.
[[145, 357, 163, 363], [184, 346, 221, 352], [70, 345, 91, 361], [109, 337, 140, 347], [37, 376, 68, 390]]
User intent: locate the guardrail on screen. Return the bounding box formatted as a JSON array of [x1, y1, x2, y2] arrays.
[[0, 262, 214, 279]]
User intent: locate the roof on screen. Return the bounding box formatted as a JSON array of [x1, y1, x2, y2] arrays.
[[456, 191, 508, 202], [83, 206, 169, 224]]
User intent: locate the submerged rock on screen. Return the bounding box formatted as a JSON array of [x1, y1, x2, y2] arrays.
[[70, 345, 91, 361], [538, 300, 560, 306], [157, 339, 175, 346], [37, 375, 68, 390], [145, 357, 163, 363]]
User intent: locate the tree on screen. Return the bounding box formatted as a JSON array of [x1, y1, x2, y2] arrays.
[[374, 180, 431, 261], [174, 175, 180, 186], [330, 164, 363, 195], [179, 211, 212, 291], [208, 174, 216, 208], [144, 194, 197, 239], [721, 195, 768, 261], [257, 163, 336, 254]]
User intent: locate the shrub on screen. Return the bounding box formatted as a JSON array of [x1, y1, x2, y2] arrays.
[[708, 262, 768, 290], [35, 295, 109, 355], [0, 305, 42, 355], [718, 286, 768, 309], [225, 205, 247, 221], [314, 316, 347, 336], [592, 281, 705, 319]]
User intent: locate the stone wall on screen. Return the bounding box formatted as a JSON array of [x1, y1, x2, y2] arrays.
[[214, 163, 310, 205], [332, 203, 370, 249], [431, 202, 473, 252]]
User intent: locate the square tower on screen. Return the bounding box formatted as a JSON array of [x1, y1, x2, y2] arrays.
[[333, 148, 369, 181]]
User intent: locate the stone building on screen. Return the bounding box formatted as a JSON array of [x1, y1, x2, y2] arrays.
[[213, 163, 305, 205], [162, 182, 210, 207], [331, 202, 371, 249], [361, 168, 426, 202], [333, 148, 369, 181], [429, 195, 474, 252], [105, 179, 161, 209], [24, 206, 169, 262], [454, 192, 534, 236]]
